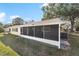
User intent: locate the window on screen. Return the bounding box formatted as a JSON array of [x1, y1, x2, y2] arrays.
[[12, 28, 18, 32]]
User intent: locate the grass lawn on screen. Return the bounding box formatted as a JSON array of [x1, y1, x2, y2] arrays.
[[0, 33, 19, 56], [68, 34, 79, 55], [1, 32, 79, 56]]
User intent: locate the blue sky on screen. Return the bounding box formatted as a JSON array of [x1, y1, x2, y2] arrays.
[[0, 3, 43, 24]]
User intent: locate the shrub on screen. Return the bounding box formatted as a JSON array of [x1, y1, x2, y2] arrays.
[[76, 27, 79, 31], [0, 27, 4, 33]]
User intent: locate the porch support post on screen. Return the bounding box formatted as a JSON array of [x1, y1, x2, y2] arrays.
[[10, 27, 12, 33], [18, 27, 21, 35], [43, 25, 45, 38], [33, 26, 35, 36], [27, 27, 28, 35], [58, 24, 61, 49], [21, 27, 23, 34]]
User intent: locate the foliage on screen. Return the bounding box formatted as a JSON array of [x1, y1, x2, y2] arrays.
[[0, 27, 4, 33], [42, 3, 79, 32], [12, 17, 24, 25], [0, 22, 3, 26], [76, 27, 79, 31], [4, 23, 12, 28], [74, 18, 79, 28], [42, 3, 56, 20], [0, 22, 4, 33]]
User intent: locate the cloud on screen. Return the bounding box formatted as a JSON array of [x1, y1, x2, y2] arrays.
[[10, 15, 20, 19], [0, 12, 6, 23], [0, 12, 6, 18], [41, 3, 48, 7]]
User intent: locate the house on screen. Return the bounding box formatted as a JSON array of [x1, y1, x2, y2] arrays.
[[5, 18, 69, 49]]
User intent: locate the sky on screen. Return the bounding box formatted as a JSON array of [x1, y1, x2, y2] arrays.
[[0, 3, 44, 24]]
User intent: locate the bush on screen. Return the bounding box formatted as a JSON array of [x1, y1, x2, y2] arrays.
[[0, 27, 4, 33], [76, 27, 79, 31]]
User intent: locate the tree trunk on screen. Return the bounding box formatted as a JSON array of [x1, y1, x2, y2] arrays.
[[70, 17, 75, 32]]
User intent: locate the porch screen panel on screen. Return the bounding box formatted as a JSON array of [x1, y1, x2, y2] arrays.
[[28, 27, 34, 36], [44, 25, 59, 41], [21, 27, 27, 35], [35, 26, 43, 38]]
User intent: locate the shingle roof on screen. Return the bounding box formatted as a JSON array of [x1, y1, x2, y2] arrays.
[[9, 18, 64, 28]]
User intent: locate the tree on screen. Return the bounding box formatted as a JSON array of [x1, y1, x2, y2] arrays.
[[42, 3, 56, 20], [42, 3, 79, 32], [4, 23, 12, 28], [12, 17, 24, 25], [0, 22, 4, 33]]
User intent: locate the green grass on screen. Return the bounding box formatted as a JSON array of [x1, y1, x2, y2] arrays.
[[0, 33, 4, 41], [1, 32, 79, 55], [68, 34, 79, 55], [0, 41, 19, 56], [0, 33, 19, 56]]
